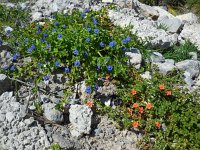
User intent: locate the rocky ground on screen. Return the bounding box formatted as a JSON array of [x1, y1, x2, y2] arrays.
[[0, 0, 200, 150]]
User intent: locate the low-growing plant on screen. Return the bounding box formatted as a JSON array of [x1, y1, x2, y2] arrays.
[[163, 40, 200, 62], [1, 6, 145, 100], [154, 22, 169, 31], [96, 67, 200, 149], [1, 4, 200, 150], [51, 143, 60, 150], [0, 4, 30, 31]]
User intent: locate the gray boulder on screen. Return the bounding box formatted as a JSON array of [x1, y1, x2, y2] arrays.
[[125, 48, 142, 69], [178, 24, 200, 51], [69, 104, 93, 138], [157, 16, 183, 33], [176, 13, 199, 25], [153, 6, 174, 20], [153, 62, 176, 75], [175, 60, 200, 78], [0, 74, 12, 95], [42, 103, 63, 123], [108, 10, 178, 49], [150, 52, 165, 63]]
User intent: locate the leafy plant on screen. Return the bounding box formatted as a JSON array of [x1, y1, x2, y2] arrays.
[[163, 40, 199, 62], [51, 143, 61, 150], [154, 22, 169, 31], [34, 101, 43, 115], [1, 4, 200, 150]]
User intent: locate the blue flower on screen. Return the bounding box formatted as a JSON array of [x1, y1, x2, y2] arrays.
[[121, 47, 127, 51], [65, 104, 71, 109], [109, 41, 116, 48], [94, 84, 99, 90], [2, 65, 8, 70], [10, 65, 15, 70], [7, 30, 11, 34], [43, 75, 50, 81], [31, 44, 36, 49], [41, 38, 46, 43], [85, 86, 92, 94], [81, 13, 86, 18], [58, 34, 62, 38], [74, 60, 80, 67], [122, 38, 127, 44], [97, 65, 100, 70], [93, 18, 98, 25], [62, 24, 66, 28], [36, 29, 41, 34], [27, 47, 33, 53], [73, 50, 79, 55], [24, 38, 28, 44], [65, 67, 70, 73], [84, 8, 89, 13], [86, 37, 90, 42], [12, 54, 17, 61], [94, 29, 99, 34], [54, 21, 59, 26], [43, 33, 48, 37], [107, 65, 113, 71], [0, 39, 3, 45], [126, 36, 131, 42], [87, 28, 91, 32], [54, 61, 60, 67], [100, 42, 104, 47]]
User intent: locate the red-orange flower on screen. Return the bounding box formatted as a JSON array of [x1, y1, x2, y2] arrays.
[[139, 107, 144, 113], [132, 103, 139, 108], [87, 101, 93, 108], [132, 121, 139, 128], [131, 89, 137, 95], [105, 74, 110, 80], [146, 103, 152, 110], [155, 122, 161, 129], [159, 84, 165, 90], [166, 90, 172, 96]]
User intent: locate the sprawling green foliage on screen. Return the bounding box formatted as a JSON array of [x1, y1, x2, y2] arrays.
[[0, 4, 200, 150], [162, 41, 200, 62]]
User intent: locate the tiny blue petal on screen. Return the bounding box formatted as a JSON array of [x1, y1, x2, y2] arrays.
[[74, 60, 80, 67], [87, 28, 91, 32], [107, 65, 113, 71], [65, 67, 70, 73], [86, 38, 90, 42], [73, 50, 79, 55]]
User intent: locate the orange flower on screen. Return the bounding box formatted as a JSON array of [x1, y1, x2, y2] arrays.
[[87, 101, 93, 108], [155, 122, 161, 129], [166, 90, 172, 96], [132, 121, 139, 128], [159, 84, 165, 90], [132, 103, 139, 108], [131, 89, 137, 95], [146, 103, 152, 110], [139, 107, 144, 113], [105, 74, 110, 80]]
